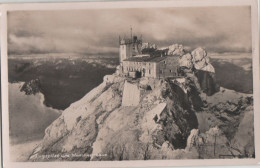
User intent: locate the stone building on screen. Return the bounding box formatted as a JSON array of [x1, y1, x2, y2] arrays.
[[121, 56, 181, 79], [118, 32, 182, 79], [119, 35, 142, 62]]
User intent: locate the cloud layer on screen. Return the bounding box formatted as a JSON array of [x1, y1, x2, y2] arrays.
[[7, 6, 252, 56]]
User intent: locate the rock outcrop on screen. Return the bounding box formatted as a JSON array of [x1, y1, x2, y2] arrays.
[[178, 47, 219, 96], [28, 72, 254, 161], [193, 88, 254, 158], [20, 78, 42, 95], [179, 47, 214, 72], [28, 75, 202, 161], [179, 53, 193, 69], [191, 47, 215, 73], [141, 43, 157, 50], [194, 70, 219, 96], [167, 44, 185, 56]]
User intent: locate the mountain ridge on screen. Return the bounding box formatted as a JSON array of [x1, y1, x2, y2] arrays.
[[28, 71, 254, 161], [27, 47, 254, 161]]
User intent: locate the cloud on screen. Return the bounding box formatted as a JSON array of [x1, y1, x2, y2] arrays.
[[7, 6, 252, 56], [8, 34, 56, 54]]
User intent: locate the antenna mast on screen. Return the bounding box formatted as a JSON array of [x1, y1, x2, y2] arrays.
[[130, 26, 132, 40]]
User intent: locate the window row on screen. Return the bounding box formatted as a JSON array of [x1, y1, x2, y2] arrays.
[[159, 69, 177, 74]]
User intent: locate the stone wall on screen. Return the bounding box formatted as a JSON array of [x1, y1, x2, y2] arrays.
[[122, 81, 140, 106], [158, 56, 180, 78], [122, 61, 157, 78]]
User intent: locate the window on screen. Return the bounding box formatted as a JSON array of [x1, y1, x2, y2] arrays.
[[170, 70, 172, 73], [149, 69, 151, 74], [164, 61, 166, 64], [160, 70, 163, 74]]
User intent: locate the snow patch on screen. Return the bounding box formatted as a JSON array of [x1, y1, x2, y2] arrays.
[[201, 87, 252, 106], [140, 103, 166, 143], [63, 82, 107, 130], [186, 129, 199, 150]]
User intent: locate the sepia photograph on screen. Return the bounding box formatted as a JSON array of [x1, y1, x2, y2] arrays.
[[1, 0, 259, 167]]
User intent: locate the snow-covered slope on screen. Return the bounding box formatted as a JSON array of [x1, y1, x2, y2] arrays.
[[28, 73, 254, 161]]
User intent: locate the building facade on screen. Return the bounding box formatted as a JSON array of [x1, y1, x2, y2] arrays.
[[118, 32, 181, 79], [121, 56, 181, 79], [119, 36, 142, 62], [157, 56, 180, 78]]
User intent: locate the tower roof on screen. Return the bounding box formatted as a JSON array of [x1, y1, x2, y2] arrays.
[[119, 34, 142, 45]]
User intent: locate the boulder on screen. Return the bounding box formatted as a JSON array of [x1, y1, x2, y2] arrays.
[[191, 47, 207, 62], [186, 129, 199, 150], [179, 53, 193, 69], [167, 44, 185, 56], [191, 48, 215, 73]]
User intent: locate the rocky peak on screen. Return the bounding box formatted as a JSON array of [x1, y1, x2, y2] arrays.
[[28, 50, 253, 161], [20, 78, 42, 95], [167, 44, 185, 56], [178, 47, 220, 96], [28, 73, 254, 161]]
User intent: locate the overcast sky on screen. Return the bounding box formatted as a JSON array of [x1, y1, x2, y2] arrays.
[[8, 6, 251, 56]]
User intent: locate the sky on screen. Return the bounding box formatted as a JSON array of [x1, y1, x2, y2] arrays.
[[7, 6, 252, 56]]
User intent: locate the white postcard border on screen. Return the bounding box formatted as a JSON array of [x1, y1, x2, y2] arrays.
[[1, 0, 259, 167]]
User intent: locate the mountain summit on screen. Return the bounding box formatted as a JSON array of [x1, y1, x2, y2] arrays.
[[29, 48, 254, 160]]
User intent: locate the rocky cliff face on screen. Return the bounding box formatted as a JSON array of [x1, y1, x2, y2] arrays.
[[178, 47, 220, 96], [20, 78, 42, 95], [29, 70, 254, 161]]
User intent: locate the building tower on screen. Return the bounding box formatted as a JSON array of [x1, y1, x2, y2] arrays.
[[119, 30, 142, 62]]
